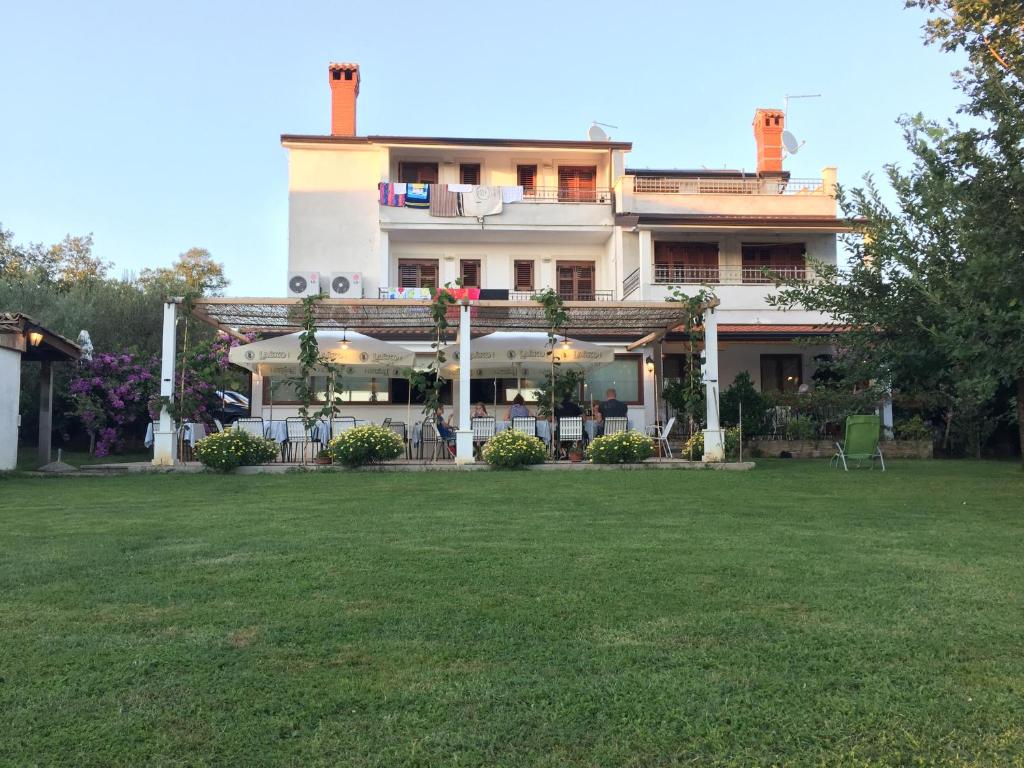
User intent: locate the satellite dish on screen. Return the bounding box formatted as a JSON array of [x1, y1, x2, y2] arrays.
[[782, 130, 801, 154], [588, 123, 609, 141]]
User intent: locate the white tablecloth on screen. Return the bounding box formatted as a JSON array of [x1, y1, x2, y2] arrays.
[[494, 420, 552, 444], [262, 420, 337, 445], [144, 422, 206, 448]]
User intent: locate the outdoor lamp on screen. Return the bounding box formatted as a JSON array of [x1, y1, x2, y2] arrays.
[[646, 356, 655, 373], [340, 328, 349, 351], [561, 335, 571, 351], [28, 331, 44, 347]]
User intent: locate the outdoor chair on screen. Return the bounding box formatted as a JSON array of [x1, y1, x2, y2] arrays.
[[330, 416, 356, 439], [213, 419, 224, 433], [557, 416, 584, 458], [770, 406, 791, 439], [387, 421, 411, 459], [419, 419, 452, 461], [284, 417, 318, 463], [471, 417, 496, 458], [603, 417, 628, 436], [177, 424, 194, 462], [646, 416, 676, 459], [831, 414, 885, 471], [511, 417, 537, 437], [234, 417, 265, 438]]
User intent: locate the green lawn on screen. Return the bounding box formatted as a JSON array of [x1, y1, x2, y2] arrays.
[[1, 461, 1022, 767], [16, 446, 151, 471]]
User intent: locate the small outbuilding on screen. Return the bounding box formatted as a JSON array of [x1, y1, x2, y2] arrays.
[[0, 313, 82, 470]]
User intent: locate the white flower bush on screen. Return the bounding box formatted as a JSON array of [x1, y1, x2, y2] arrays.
[[587, 431, 654, 464], [481, 430, 547, 469], [325, 425, 405, 467], [193, 430, 279, 472]]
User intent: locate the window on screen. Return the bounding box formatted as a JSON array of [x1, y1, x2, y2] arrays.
[[459, 163, 481, 185], [742, 243, 806, 283], [398, 259, 439, 289], [398, 162, 439, 184], [662, 353, 700, 382], [557, 166, 597, 202], [585, 355, 643, 405], [760, 354, 803, 393], [556, 261, 596, 300], [264, 375, 391, 404], [654, 242, 719, 283], [514, 260, 534, 292], [460, 259, 481, 288], [517, 164, 537, 196], [391, 374, 452, 406]]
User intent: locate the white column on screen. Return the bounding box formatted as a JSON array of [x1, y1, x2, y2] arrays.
[[881, 392, 894, 439], [0, 346, 21, 471], [152, 301, 178, 465], [638, 229, 653, 300], [455, 302, 474, 463], [37, 360, 53, 467], [702, 306, 725, 462], [250, 372, 264, 418]]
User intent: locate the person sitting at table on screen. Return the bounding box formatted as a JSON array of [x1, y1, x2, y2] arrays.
[[472, 402, 489, 419], [595, 388, 628, 435], [505, 393, 531, 422], [553, 394, 584, 455], [434, 405, 457, 457]]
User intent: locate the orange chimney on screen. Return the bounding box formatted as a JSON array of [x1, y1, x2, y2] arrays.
[[329, 62, 360, 136], [752, 108, 784, 174]]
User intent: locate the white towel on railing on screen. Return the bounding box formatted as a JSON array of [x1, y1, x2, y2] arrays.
[[391, 182, 407, 194], [447, 183, 473, 193], [460, 186, 503, 217], [500, 185, 524, 203]]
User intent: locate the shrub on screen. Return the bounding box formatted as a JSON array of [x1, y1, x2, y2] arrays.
[[682, 427, 742, 460], [325, 425, 405, 467], [720, 371, 770, 431], [786, 415, 818, 440], [193, 429, 279, 472], [588, 431, 654, 464], [894, 415, 933, 442], [481, 430, 547, 468]]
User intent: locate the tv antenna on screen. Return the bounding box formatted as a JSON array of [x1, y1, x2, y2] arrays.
[[781, 93, 820, 156], [588, 120, 618, 141]]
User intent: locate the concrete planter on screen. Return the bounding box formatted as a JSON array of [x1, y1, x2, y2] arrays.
[[747, 438, 933, 459]]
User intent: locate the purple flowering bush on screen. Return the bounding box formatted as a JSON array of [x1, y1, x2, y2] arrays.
[[69, 352, 159, 456]]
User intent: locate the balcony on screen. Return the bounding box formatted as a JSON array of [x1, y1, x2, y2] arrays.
[[633, 177, 824, 195], [653, 265, 809, 285], [377, 288, 614, 302]]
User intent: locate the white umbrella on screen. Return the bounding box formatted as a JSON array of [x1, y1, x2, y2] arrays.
[[439, 332, 613, 378], [229, 330, 416, 377]]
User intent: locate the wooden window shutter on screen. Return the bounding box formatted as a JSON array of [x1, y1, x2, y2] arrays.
[[460, 164, 481, 185], [557, 166, 597, 202], [460, 259, 481, 288], [398, 259, 439, 289], [516, 165, 537, 194], [576, 264, 595, 299], [513, 260, 534, 292]]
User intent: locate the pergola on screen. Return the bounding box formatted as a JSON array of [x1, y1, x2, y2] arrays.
[[154, 297, 726, 464], [0, 313, 82, 470]]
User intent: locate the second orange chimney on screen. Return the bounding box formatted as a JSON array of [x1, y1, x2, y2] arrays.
[[329, 62, 360, 136], [753, 108, 784, 174]]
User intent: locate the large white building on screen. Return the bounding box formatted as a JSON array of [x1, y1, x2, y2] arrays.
[[250, 63, 849, 432]]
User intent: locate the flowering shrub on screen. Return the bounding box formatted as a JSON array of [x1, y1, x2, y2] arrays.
[[69, 352, 159, 456], [682, 427, 742, 460], [481, 429, 547, 468], [587, 430, 654, 464], [149, 332, 247, 426], [193, 430, 279, 472], [325, 425, 405, 467]]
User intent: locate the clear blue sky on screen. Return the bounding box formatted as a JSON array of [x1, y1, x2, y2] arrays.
[[1, 0, 965, 296]]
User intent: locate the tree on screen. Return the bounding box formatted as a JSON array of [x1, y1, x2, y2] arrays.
[[0, 227, 109, 288], [138, 247, 228, 297], [773, 1, 1024, 463]]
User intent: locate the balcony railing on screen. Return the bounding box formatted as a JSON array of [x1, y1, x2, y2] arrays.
[[633, 177, 824, 195], [622, 268, 640, 299], [653, 265, 809, 284], [519, 187, 613, 204], [510, 290, 614, 302]]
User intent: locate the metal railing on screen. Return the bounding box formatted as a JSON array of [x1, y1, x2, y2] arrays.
[[509, 290, 614, 302], [519, 187, 613, 203], [633, 177, 825, 195], [622, 268, 640, 298], [653, 265, 809, 284]]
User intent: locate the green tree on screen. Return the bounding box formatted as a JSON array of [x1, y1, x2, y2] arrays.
[[138, 247, 228, 297], [773, 1, 1024, 463]]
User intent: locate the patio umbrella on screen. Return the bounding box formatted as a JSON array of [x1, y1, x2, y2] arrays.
[[439, 332, 614, 379], [229, 330, 416, 377]]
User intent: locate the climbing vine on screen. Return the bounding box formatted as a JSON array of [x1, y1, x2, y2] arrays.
[[533, 288, 569, 423], [662, 287, 716, 433], [407, 283, 459, 418], [293, 294, 340, 429]]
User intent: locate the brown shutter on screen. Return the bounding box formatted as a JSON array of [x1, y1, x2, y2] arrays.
[[398, 259, 439, 289], [558, 166, 597, 202], [516, 165, 537, 195], [460, 259, 481, 288], [459, 164, 481, 185], [575, 265, 595, 300], [514, 260, 534, 291], [399, 162, 439, 183]]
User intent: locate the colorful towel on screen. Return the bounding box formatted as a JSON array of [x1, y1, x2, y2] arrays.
[[460, 186, 503, 217], [405, 183, 430, 208], [378, 182, 406, 207], [429, 184, 461, 217], [501, 185, 525, 203]]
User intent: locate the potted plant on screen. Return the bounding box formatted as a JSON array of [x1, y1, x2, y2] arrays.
[[568, 443, 585, 463], [314, 448, 333, 466]]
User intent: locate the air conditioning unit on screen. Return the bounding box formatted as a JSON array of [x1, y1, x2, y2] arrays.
[[329, 271, 363, 298], [287, 271, 321, 297]]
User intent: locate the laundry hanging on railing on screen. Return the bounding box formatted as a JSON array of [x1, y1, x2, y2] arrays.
[[378, 182, 406, 207], [404, 183, 430, 208], [500, 185, 524, 204], [429, 184, 461, 217], [460, 186, 503, 217]]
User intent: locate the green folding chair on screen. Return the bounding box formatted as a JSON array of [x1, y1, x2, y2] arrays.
[[831, 414, 885, 471]]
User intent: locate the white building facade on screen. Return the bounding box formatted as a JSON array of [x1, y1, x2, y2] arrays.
[[261, 63, 849, 432]]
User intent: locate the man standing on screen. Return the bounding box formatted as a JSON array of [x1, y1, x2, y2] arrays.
[[595, 388, 628, 435]]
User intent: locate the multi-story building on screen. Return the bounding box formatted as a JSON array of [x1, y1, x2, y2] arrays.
[[261, 62, 850, 431]]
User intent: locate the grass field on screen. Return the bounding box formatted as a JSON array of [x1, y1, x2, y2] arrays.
[[1, 461, 1022, 766]]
